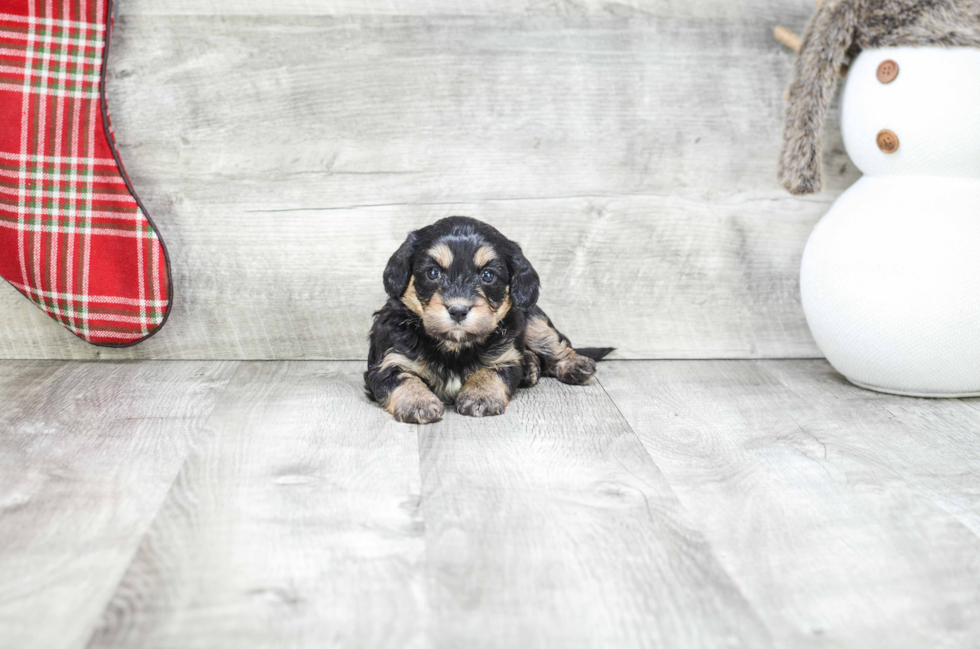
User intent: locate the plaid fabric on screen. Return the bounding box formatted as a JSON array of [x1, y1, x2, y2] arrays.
[[0, 0, 170, 346]]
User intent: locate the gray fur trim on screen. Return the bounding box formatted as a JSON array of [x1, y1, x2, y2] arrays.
[[779, 0, 980, 195]]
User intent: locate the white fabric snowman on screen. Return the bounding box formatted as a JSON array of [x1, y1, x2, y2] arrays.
[[780, 0, 980, 397]]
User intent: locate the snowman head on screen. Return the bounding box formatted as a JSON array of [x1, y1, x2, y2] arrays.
[[841, 47, 980, 180], [778, 0, 980, 195]]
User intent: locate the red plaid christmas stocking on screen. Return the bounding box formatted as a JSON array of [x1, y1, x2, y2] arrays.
[[0, 0, 171, 346]]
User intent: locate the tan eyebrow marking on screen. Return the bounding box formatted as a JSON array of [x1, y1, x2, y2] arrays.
[[474, 245, 497, 267], [427, 243, 454, 268]]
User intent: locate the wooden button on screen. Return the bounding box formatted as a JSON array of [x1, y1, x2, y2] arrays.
[[876, 59, 899, 83], [876, 129, 899, 154]]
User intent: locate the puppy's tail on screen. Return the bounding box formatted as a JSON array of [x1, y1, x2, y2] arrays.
[[576, 347, 615, 362]]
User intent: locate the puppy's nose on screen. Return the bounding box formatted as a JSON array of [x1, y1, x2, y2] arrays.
[[448, 304, 471, 322]]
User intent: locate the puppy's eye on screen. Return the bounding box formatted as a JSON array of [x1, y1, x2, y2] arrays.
[[426, 267, 441, 281], [481, 269, 496, 284]]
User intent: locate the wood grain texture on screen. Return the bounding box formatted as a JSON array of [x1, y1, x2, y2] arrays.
[[120, 0, 814, 19], [86, 362, 428, 649], [599, 360, 980, 649], [4, 359, 980, 647], [0, 1, 850, 360], [417, 371, 772, 648], [0, 361, 237, 649]]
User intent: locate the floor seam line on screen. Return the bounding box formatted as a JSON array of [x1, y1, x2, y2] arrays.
[[593, 370, 780, 646], [78, 360, 247, 649]]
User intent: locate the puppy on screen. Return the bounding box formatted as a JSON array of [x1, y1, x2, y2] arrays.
[[365, 216, 612, 424]]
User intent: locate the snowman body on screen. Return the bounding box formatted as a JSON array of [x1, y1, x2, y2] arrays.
[[801, 47, 980, 396]]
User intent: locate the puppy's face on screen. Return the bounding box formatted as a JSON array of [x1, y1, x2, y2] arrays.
[[405, 238, 511, 343], [383, 217, 540, 346]]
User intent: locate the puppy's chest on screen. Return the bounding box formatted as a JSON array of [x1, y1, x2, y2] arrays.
[[421, 355, 482, 402], [428, 370, 464, 402]]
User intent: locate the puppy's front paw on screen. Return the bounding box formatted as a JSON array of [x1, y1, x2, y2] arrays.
[[552, 353, 597, 385], [393, 396, 444, 424], [456, 389, 508, 418], [387, 378, 444, 424]]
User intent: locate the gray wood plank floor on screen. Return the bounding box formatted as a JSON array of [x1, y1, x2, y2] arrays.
[[0, 361, 237, 649], [2, 360, 979, 648]]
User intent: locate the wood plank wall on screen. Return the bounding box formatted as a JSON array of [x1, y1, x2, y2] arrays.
[[0, 0, 857, 359]]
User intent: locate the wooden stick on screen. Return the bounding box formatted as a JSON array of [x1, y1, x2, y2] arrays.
[[774, 25, 802, 53], [775, 0, 821, 52], [775, 0, 845, 94]]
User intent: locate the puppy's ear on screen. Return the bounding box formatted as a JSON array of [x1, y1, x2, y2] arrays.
[[383, 233, 417, 298], [508, 245, 540, 311]]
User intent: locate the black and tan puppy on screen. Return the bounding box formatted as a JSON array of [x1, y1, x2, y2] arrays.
[[365, 216, 611, 424]]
